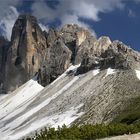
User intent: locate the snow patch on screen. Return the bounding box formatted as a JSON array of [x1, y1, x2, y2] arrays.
[[8, 104, 84, 140], [0, 65, 83, 140], [51, 64, 80, 85], [0, 80, 44, 121], [104, 68, 115, 77], [95, 61, 99, 64], [93, 69, 100, 76], [135, 70, 140, 80], [1, 76, 80, 136]]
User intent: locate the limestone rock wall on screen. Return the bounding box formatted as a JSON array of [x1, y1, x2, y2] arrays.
[[0, 14, 140, 93]]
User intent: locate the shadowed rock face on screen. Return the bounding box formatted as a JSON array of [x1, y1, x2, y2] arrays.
[[60, 24, 94, 64], [0, 14, 140, 93], [0, 37, 9, 93], [77, 38, 140, 74], [4, 15, 72, 92], [0, 37, 9, 71], [5, 14, 48, 92]]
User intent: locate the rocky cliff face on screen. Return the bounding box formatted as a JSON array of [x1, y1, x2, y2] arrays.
[[0, 14, 140, 93], [0, 14, 140, 139], [4, 14, 48, 92], [4, 15, 72, 92], [0, 37, 9, 93], [77, 38, 140, 74]]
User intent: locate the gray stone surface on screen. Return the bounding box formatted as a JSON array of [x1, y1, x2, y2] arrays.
[[0, 14, 140, 93], [1, 65, 140, 139]]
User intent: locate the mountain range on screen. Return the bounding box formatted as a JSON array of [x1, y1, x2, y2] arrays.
[[0, 14, 140, 139]]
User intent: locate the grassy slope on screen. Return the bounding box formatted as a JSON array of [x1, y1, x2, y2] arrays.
[[112, 96, 140, 125]]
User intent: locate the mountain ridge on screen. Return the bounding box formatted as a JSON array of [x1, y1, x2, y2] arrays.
[[0, 14, 140, 94], [0, 14, 140, 139]]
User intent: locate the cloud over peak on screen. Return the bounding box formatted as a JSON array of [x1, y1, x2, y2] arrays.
[[0, 0, 125, 39], [31, 0, 125, 35], [0, 6, 19, 40]]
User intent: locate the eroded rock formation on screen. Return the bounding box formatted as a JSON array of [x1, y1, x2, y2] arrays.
[[0, 14, 140, 93], [4, 15, 72, 92]]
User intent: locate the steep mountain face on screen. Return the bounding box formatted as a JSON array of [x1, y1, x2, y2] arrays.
[[0, 65, 140, 140], [0, 14, 140, 139], [2, 14, 140, 93], [3, 15, 72, 92], [1, 14, 97, 93], [77, 39, 140, 74], [4, 14, 48, 92]]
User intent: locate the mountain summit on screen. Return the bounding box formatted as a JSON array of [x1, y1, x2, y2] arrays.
[[0, 14, 140, 94], [0, 14, 140, 139]]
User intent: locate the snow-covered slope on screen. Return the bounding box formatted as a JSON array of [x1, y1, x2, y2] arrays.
[[0, 65, 84, 140], [0, 65, 140, 140], [0, 80, 44, 140]]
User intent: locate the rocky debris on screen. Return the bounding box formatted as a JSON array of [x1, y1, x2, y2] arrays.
[[102, 133, 140, 140], [1, 64, 140, 139]]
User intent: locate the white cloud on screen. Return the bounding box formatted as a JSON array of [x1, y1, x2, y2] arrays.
[[0, 0, 21, 40], [0, 1, 49, 40], [0, 0, 20, 19], [31, 1, 56, 22], [31, 0, 125, 35], [60, 14, 96, 36], [0, 6, 19, 40], [0, 0, 125, 39]]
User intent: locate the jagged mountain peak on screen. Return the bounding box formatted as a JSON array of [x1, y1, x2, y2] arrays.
[[61, 23, 94, 45], [0, 14, 139, 93], [0, 14, 140, 139]]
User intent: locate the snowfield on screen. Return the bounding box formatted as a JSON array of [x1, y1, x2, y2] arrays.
[[0, 80, 44, 140], [104, 68, 115, 77], [135, 70, 140, 80], [93, 69, 100, 76], [0, 80, 44, 121], [0, 65, 85, 140]]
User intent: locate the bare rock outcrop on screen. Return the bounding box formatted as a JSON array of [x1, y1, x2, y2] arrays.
[[1, 14, 140, 93], [4, 15, 71, 92], [39, 29, 72, 86], [4, 14, 48, 92], [60, 24, 93, 64], [77, 37, 140, 74]]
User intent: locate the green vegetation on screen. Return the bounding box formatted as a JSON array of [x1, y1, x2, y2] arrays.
[[24, 123, 140, 140], [112, 97, 140, 125]]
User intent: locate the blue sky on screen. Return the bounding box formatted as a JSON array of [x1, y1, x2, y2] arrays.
[[0, 0, 140, 51]]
